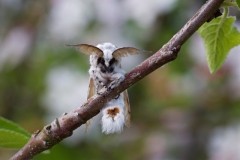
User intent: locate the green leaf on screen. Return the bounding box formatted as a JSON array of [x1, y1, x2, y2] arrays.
[[198, 16, 240, 73], [0, 116, 30, 148], [0, 129, 29, 148], [0, 117, 30, 136], [236, 0, 240, 8]]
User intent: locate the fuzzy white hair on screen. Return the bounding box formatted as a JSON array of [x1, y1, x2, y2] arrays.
[[101, 94, 125, 134]]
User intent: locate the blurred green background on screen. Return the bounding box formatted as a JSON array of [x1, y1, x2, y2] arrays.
[[1, 0, 240, 160]]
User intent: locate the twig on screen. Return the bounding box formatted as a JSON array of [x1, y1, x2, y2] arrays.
[[10, 0, 224, 159]]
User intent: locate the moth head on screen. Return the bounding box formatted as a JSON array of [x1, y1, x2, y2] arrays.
[[96, 43, 118, 67], [97, 43, 141, 67], [68, 42, 141, 72]]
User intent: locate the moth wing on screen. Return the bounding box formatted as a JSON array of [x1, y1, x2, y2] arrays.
[[112, 47, 152, 59], [123, 90, 131, 127], [112, 47, 140, 59], [87, 77, 95, 100], [66, 44, 103, 57], [85, 77, 95, 132]]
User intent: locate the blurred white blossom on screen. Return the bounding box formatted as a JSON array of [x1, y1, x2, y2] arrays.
[[123, 0, 177, 28], [144, 133, 167, 160], [48, 0, 92, 41], [42, 65, 101, 144], [190, 35, 208, 66], [47, 0, 177, 44], [226, 46, 240, 98], [209, 124, 240, 160], [0, 0, 22, 10], [42, 66, 88, 119], [0, 26, 33, 69]]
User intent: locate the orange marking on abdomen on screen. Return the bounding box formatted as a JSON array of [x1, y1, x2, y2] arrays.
[[107, 107, 120, 118]]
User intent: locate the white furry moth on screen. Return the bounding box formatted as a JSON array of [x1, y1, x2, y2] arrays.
[[69, 42, 140, 134]]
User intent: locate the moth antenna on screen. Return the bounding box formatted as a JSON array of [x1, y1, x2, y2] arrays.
[[112, 47, 143, 59], [66, 44, 103, 57]]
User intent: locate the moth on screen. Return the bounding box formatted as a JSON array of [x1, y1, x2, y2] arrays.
[[70, 42, 140, 134]]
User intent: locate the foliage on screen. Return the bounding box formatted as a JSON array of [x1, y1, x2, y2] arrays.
[[237, 0, 240, 8], [198, 2, 240, 73], [0, 116, 30, 148]]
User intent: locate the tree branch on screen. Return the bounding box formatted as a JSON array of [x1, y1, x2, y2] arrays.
[[11, 0, 224, 159]]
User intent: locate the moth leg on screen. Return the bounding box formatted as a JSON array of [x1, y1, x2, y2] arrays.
[[85, 78, 97, 132], [96, 76, 105, 87], [107, 73, 125, 90], [97, 86, 107, 95], [84, 121, 91, 133], [106, 73, 124, 99], [114, 94, 120, 99]]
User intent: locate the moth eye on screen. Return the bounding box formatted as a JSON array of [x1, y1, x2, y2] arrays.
[[109, 67, 114, 72], [97, 57, 105, 65], [109, 58, 116, 66], [101, 68, 106, 73]]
